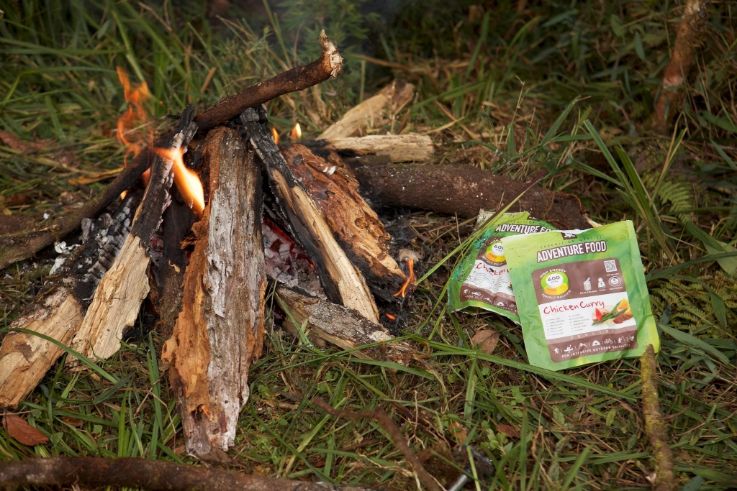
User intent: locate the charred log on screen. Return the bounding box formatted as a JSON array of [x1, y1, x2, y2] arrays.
[[161, 126, 266, 460]]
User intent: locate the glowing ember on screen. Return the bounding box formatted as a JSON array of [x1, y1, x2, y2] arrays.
[[290, 122, 302, 141], [271, 127, 280, 145], [155, 146, 205, 216], [115, 67, 152, 165]]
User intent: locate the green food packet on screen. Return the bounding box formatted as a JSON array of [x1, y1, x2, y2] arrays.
[[502, 220, 659, 370], [448, 212, 555, 323]]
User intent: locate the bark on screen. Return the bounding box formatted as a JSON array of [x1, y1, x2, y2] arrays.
[[641, 345, 675, 491], [280, 144, 405, 301], [276, 286, 413, 364], [0, 456, 373, 491], [319, 80, 414, 139], [242, 108, 379, 323], [70, 109, 198, 362], [195, 30, 342, 131], [161, 127, 266, 460], [653, 0, 708, 132], [351, 163, 590, 229], [315, 133, 433, 162], [0, 191, 141, 407], [0, 149, 151, 271]]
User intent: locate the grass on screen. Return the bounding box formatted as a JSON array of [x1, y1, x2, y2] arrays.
[[1, 0, 737, 489]]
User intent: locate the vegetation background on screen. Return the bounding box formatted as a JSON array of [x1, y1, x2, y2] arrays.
[[0, 1, 736, 489]]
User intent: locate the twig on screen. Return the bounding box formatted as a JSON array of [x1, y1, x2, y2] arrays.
[[0, 150, 151, 271], [640, 344, 675, 490], [312, 397, 443, 491], [653, 0, 708, 132], [195, 30, 342, 131], [0, 456, 372, 491]]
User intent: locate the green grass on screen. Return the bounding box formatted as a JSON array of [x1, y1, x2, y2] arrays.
[[1, 1, 737, 489]]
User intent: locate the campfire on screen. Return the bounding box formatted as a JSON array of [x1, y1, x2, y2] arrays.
[[0, 31, 588, 462]]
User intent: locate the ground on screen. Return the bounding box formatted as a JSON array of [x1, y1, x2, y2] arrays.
[[1, 1, 736, 489]]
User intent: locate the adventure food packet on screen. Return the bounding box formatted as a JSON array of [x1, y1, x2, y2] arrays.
[[502, 221, 659, 370], [448, 212, 554, 323]]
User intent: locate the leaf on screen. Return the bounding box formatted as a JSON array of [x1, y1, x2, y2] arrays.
[[470, 328, 500, 354], [496, 423, 520, 439], [3, 414, 49, 446], [659, 324, 731, 365], [682, 219, 737, 276]]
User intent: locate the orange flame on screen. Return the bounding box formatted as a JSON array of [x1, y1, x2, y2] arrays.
[[290, 122, 302, 141], [115, 67, 152, 165], [155, 146, 205, 216], [271, 126, 280, 145], [393, 257, 415, 298]]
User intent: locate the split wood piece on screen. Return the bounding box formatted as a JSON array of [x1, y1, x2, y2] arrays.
[[0, 192, 141, 407], [0, 456, 374, 491], [311, 133, 433, 163], [280, 144, 405, 300], [0, 149, 152, 271], [195, 30, 342, 132], [276, 286, 413, 364], [242, 108, 379, 323], [351, 163, 590, 229], [319, 80, 415, 139], [69, 109, 198, 363], [653, 0, 707, 132], [162, 126, 266, 460]]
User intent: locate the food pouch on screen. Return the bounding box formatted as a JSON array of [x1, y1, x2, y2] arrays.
[[448, 212, 554, 323], [502, 220, 659, 370]]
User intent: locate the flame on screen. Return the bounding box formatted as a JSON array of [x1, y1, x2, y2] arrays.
[[115, 67, 152, 165], [393, 257, 416, 298], [290, 122, 302, 141], [155, 146, 205, 216], [271, 127, 280, 145]]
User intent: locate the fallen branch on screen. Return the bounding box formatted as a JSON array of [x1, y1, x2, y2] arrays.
[[313, 133, 434, 162], [653, 0, 708, 132], [195, 30, 343, 131], [640, 345, 675, 491], [0, 150, 151, 271], [313, 397, 442, 491], [351, 163, 590, 229], [162, 126, 266, 460], [0, 456, 372, 491]]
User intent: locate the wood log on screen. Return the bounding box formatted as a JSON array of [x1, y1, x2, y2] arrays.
[[279, 144, 405, 301], [161, 126, 266, 460], [351, 163, 590, 229], [0, 191, 141, 407], [276, 286, 413, 364], [195, 30, 342, 131], [310, 133, 433, 163], [242, 108, 380, 323], [319, 80, 414, 139], [0, 456, 374, 491], [70, 109, 198, 362]]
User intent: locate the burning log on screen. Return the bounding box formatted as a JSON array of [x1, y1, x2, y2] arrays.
[[0, 191, 141, 407], [242, 108, 380, 323], [195, 30, 342, 132], [351, 163, 590, 229], [276, 286, 413, 364], [279, 143, 405, 300], [70, 109, 198, 362], [312, 133, 434, 163], [161, 126, 266, 460], [318, 80, 415, 139]]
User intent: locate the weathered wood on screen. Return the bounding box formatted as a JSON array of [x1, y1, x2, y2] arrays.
[[319, 80, 414, 139], [161, 126, 266, 460], [313, 133, 433, 163], [280, 144, 405, 301], [0, 456, 374, 491], [242, 108, 380, 323], [70, 109, 198, 362], [276, 286, 413, 364], [0, 192, 141, 407], [351, 163, 590, 229], [195, 30, 342, 131]]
